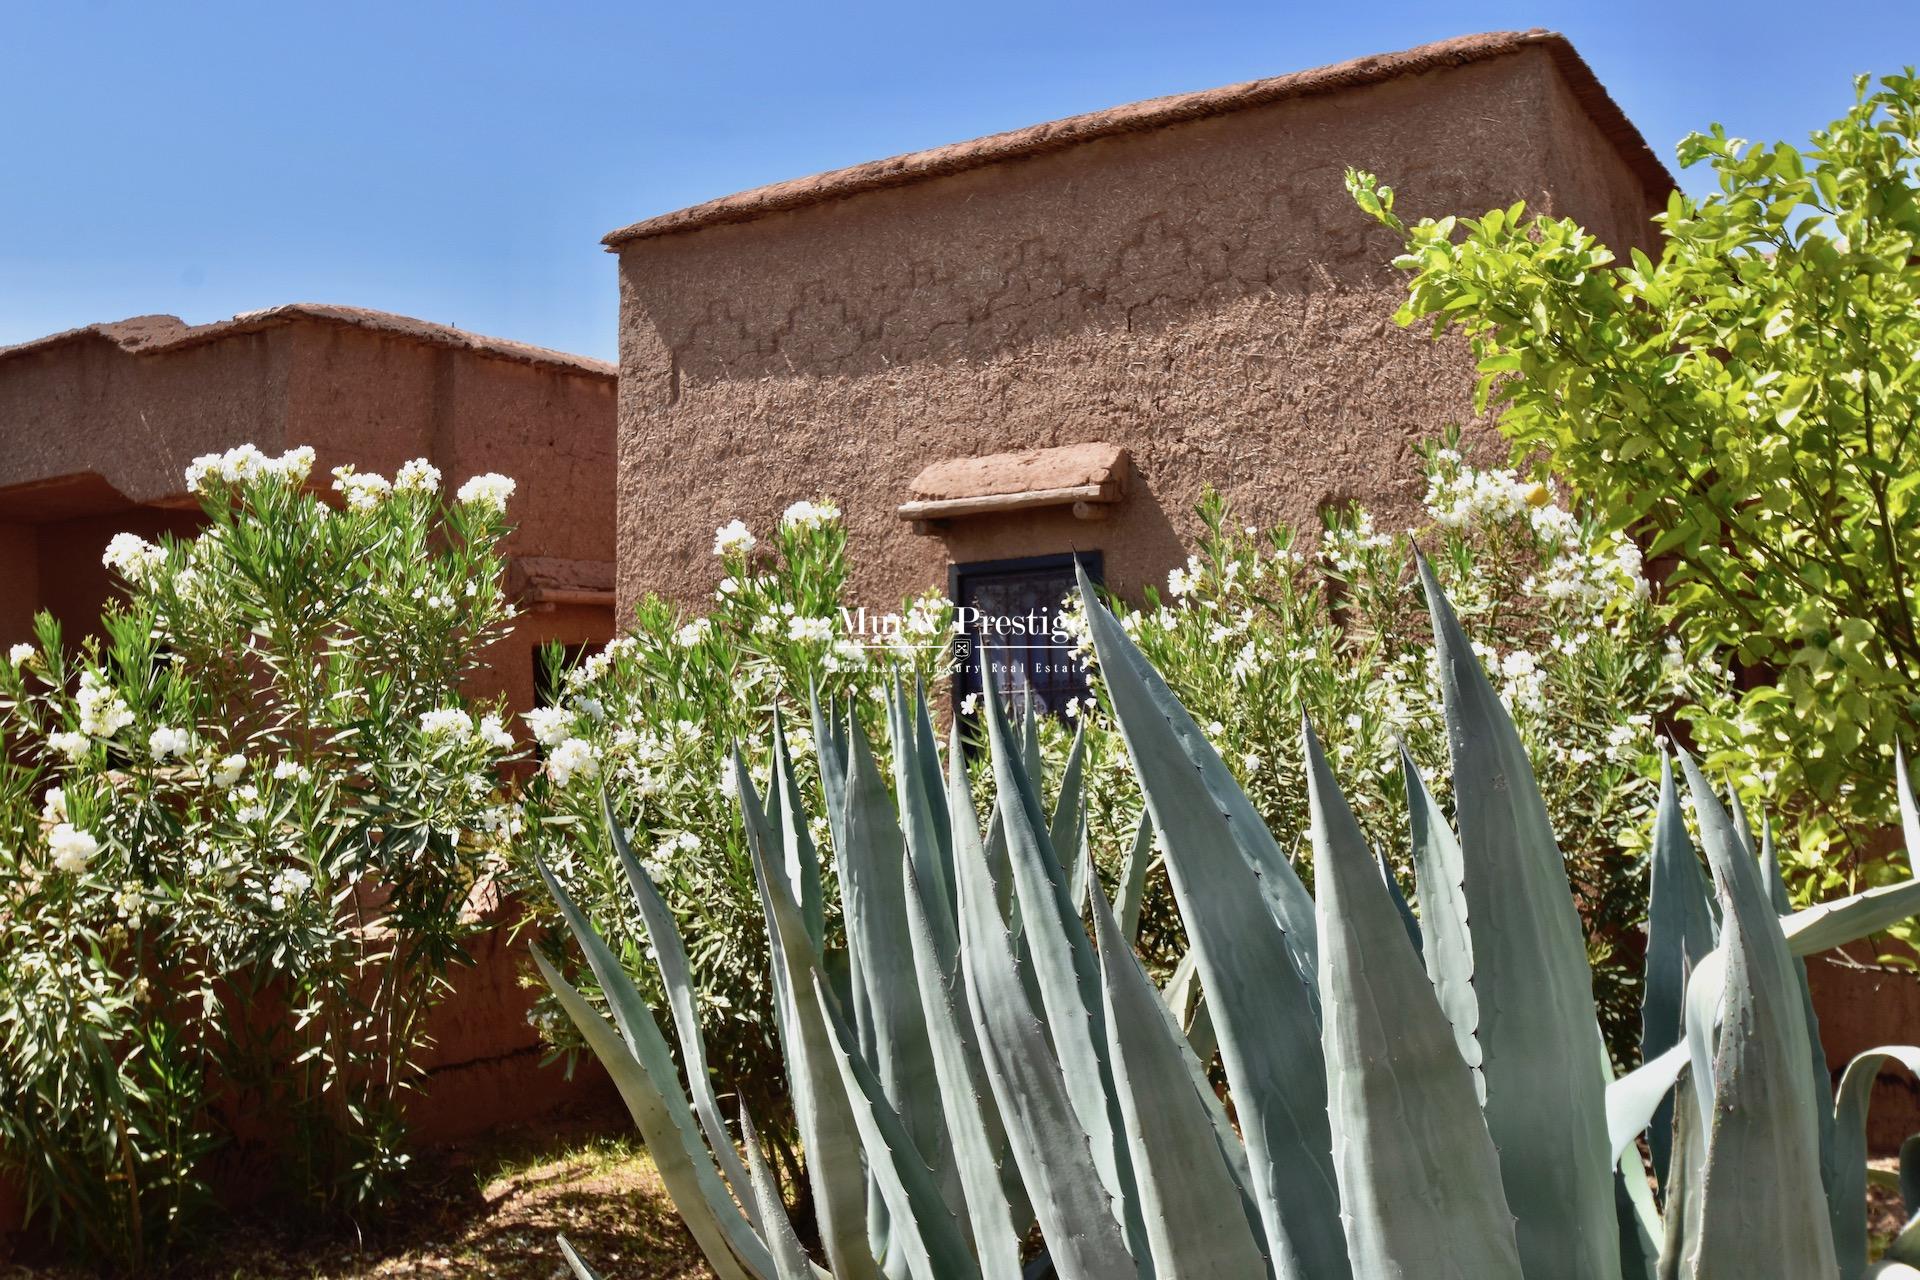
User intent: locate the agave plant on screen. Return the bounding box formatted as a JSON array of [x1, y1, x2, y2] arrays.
[[535, 564, 1920, 1279]]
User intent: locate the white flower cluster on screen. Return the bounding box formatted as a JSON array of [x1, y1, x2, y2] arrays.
[[675, 617, 712, 648], [713, 519, 756, 556], [547, 737, 599, 787], [149, 725, 191, 760], [331, 465, 392, 511], [266, 866, 312, 911], [102, 532, 166, 583], [185, 444, 315, 492], [456, 473, 516, 511], [1321, 511, 1395, 577], [419, 708, 473, 739], [780, 499, 840, 531], [393, 458, 442, 494], [787, 615, 834, 643], [8, 642, 33, 667], [49, 823, 98, 874], [524, 706, 574, 748], [210, 754, 247, 789], [76, 670, 134, 738], [1422, 455, 1549, 531]]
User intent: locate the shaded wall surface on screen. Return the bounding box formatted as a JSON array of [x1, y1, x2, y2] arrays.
[[0, 307, 620, 711], [612, 36, 1670, 615]]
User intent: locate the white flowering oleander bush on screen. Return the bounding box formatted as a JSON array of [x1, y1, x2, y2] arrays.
[[1059, 439, 1721, 1051], [515, 499, 954, 1136], [0, 445, 528, 1269]]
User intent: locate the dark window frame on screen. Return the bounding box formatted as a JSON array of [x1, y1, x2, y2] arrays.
[[949, 550, 1103, 723]]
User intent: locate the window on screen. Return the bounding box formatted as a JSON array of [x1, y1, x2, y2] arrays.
[[950, 551, 1101, 719], [534, 642, 596, 709]]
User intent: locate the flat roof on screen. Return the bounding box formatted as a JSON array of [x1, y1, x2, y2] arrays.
[[604, 29, 1672, 248], [0, 303, 616, 378]]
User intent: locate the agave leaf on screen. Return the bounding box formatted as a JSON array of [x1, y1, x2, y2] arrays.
[[1615, 1150, 1661, 1280], [1607, 1042, 1690, 1165], [1903, 1135, 1920, 1218], [1418, 558, 1618, 1279], [844, 714, 962, 1203], [1116, 810, 1154, 943], [531, 948, 760, 1280], [1679, 751, 1837, 1280], [950, 747, 1139, 1280], [1089, 878, 1271, 1278], [1075, 567, 1319, 994], [1400, 744, 1481, 1097], [1863, 1264, 1920, 1278], [1640, 753, 1718, 1191], [1759, 815, 1840, 1212], [1830, 1047, 1920, 1279], [1078, 566, 1346, 1280], [772, 707, 827, 949], [891, 689, 958, 952], [902, 797, 1027, 1280], [1052, 729, 1082, 890], [1307, 719, 1523, 1280], [1783, 880, 1920, 955], [810, 683, 853, 858], [1657, 1068, 1708, 1280], [912, 683, 957, 916], [1161, 949, 1215, 1065], [1377, 849, 1422, 954], [602, 794, 760, 1229], [807, 966, 984, 1280], [979, 667, 1150, 1264], [740, 755, 884, 1280], [558, 1235, 607, 1280], [740, 1105, 821, 1280]]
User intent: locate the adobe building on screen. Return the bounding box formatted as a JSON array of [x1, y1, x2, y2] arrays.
[[0, 303, 618, 712], [606, 29, 1670, 632]]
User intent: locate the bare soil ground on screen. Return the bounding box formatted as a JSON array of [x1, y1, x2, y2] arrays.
[[2, 1108, 710, 1280]]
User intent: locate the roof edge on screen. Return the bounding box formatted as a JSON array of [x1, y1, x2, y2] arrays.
[[603, 29, 1673, 249], [0, 304, 617, 379]]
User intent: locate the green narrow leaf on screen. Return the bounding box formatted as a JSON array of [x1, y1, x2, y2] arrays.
[[806, 967, 983, 1280], [1089, 880, 1271, 1278], [1679, 750, 1837, 1280], [739, 1105, 819, 1280], [1658, 1067, 1708, 1280], [1830, 1047, 1920, 1279], [890, 689, 958, 964], [1759, 815, 1839, 1212], [1117, 810, 1154, 943], [1079, 566, 1346, 1280], [558, 1235, 607, 1280], [979, 667, 1150, 1265], [1640, 753, 1718, 1192], [1078, 567, 1318, 994], [1051, 724, 1089, 909], [902, 792, 1026, 1280], [531, 949, 760, 1280], [1307, 720, 1523, 1279], [773, 707, 827, 949], [1376, 849, 1422, 954], [602, 795, 759, 1230], [739, 754, 884, 1280], [1401, 744, 1480, 1098], [950, 765, 1138, 1280], [1419, 558, 1618, 1279], [912, 682, 957, 915], [841, 716, 962, 1219]]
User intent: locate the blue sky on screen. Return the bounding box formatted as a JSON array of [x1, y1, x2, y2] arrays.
[[4, 1, 1914, 362]]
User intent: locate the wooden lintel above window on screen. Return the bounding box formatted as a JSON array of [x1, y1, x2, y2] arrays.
[[899, 442, 1130, 533], [507, 556, 617, 610]]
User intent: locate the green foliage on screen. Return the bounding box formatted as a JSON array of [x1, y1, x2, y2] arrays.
[[1066, 442, 1712, 1054], [1348, 70, 1920, 911], [0, 447, 524, 1269], [515, 501, 953, 1134], [542, 568, 1920, 1279]]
